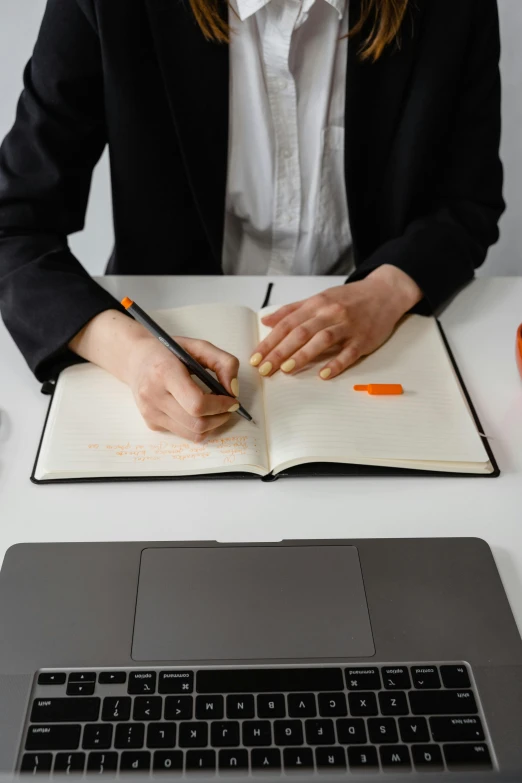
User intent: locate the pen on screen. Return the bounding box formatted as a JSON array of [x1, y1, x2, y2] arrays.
[[121, 297, 255, 424]]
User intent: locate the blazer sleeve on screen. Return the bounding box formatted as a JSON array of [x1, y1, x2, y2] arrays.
[[0, 0, 123, 382], [348, 0, 505, 314]]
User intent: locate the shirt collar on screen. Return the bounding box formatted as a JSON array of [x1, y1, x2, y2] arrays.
[[230, 0, 270, 22], [230, 0, 346, 23], [325, 0, 346, 20]]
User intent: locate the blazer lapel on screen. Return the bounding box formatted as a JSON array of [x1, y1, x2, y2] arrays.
[[345, 0, 426, 252], [144, 0, 229, 264]]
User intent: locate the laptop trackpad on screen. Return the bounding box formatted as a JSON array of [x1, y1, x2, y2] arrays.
[[132, 545, 375, 661]]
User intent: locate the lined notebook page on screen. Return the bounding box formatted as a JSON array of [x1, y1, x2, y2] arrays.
[[35, 305, 268, 480], [257, 312, 491, 475]]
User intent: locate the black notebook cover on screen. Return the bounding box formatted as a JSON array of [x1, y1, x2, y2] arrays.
[[30, 321, 500, 484]]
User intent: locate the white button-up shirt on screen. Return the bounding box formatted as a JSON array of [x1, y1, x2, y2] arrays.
[[222, 0, 353, 276]]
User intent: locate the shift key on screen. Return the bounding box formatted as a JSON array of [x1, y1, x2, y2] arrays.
[[409, 690, 477, 715], [31, 698, 100, 723], [26, 725, 81, 751]]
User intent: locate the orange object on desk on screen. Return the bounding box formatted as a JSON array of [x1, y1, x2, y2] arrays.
[[353, 384, 404, 395], [515, 324, 522, 378]]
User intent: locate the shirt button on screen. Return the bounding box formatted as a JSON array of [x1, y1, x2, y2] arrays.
[[277, 78, 288, 91], [283, 148, 293, 159]]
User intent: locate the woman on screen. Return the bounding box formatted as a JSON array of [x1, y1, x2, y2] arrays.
[[0, 0, 503, 442]]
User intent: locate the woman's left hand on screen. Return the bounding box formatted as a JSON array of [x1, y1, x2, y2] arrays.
[[250, 264, 423, 379]]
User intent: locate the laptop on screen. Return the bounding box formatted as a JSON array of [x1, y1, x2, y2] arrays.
[[0, 538, 521, 776]]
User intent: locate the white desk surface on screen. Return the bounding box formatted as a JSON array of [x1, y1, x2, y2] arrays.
[[1, 276, 522, 627]]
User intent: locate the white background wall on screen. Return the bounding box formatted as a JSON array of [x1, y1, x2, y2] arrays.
[[0, 0, 520, 276]]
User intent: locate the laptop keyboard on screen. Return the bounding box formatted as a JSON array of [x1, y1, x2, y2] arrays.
[[20, 664, 494, 774]]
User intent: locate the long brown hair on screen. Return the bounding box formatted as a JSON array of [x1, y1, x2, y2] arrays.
[[188, 0, 410, 62]]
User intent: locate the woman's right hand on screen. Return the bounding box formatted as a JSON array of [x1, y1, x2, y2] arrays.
[[69, 309, 240, 441]]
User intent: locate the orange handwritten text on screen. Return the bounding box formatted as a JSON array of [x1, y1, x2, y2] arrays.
[[87, 434, 255, 465]]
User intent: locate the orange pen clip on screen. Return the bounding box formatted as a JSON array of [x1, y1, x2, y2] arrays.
[[354, 384, 404, 395]]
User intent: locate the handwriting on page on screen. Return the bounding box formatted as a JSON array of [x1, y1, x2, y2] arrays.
[[88, 435, 252, 465]]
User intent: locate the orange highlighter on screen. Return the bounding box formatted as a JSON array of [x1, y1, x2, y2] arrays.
[[354, 384, 403, 395]]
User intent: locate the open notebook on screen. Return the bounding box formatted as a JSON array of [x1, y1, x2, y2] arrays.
[[32, 304, 498, 483]]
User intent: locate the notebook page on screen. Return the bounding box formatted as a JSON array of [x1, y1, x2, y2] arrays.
[[256, 312, 491, 474], [35, 305, 268, 480]]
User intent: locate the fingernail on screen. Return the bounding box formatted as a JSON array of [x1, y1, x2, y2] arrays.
[[228, 403, 240, 413], [250, 353, 263, 367], [281, 359, 296, 373], [320, 368, 332, 379], [259, 362, 272, 376], [231, 378, 239, 397]]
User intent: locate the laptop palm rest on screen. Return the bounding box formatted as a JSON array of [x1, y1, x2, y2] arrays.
[[132, 545, 375, 661]]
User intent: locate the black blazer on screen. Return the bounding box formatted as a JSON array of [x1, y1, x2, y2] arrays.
[[0, 0, 504, 381]]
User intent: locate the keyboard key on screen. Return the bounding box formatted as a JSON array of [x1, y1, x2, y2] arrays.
[[54, 752, 86, 773], [378, 691, 409, 716], [153, 751, 183, 772], [347, 746, 379, 771], [316, 747, 346, 770], [318, 693, 347, 717], [440, 665, 471, 689], [219, 750, 249, 771], [430, 715, 485, 742], [409, 689, 478, 715], [368, 718, 398, 744], [20, 753, 53, 773], [114, 723, 145, 749], [243, 721, 272, 747], [228, 694, 255, 719], [38, 673, 66, 686], [31, 698, 100, 723], [128, 671, 156, 694], [411, 666, 441, 689], [67, 681, 95, 696], [288, 693, 316, 717], [251, 749, 281, 771], [158, 671, 193, 694], [165, 696, 193, 720], [336, 719, 366, 745], [120, 751, 151, 772], [283, 748, 314, 770], [305, 719, 335, 746], [274, 720, 303, 746], [186, 750, 216, 771], [211, 721, 240, 747], [196, 694, 224, 719], [102, 696, 131, 722], [179, 721, 208, 748], [147, 722, 176, 748], [197, 667, 343, 693], [345, 668, 381, 691], [98, 672, 126, 685], [412, 744, 444, 770], [69, 672, 96, 684], [398, 717, 430, 743], [382, 667, 411, 690], [444, 743, 492, 770], [86, 752, 118, 774], [83, 724, 113, 750], [257, 694, 285, 718], [348, 692, 378, 716], [380, 745, 411, 771], [133, 696, 162, 721], [26, 725, 81, 751]]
